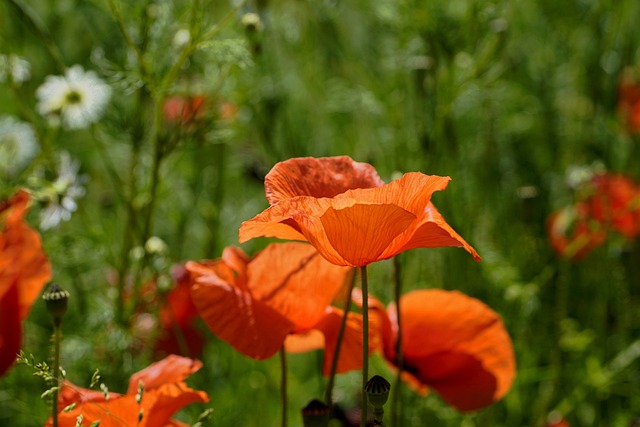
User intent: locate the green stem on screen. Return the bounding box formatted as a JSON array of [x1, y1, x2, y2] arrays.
[[51, 323, 62, 427], [280, 346, 288, 427], [361, 266, 369, 427], [391, 256, 403, 427], [324, 273, 356, 405], [3, 0, 66, 73]]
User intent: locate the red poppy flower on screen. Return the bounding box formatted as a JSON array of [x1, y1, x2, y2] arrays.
[[0, 190, 52, 376], [239, 156, 480, 267], [155, 265, 204, 358], [163, 95, 207, 124], [47, 355, 209, 427], [370, 289, 516, 412], [547, 203, 607, 261], [187, 242, 352, 360], [588, 173, 640, 238]]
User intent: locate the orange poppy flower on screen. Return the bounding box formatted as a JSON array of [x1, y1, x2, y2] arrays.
[[187, 242, 352, 360], [48, 355, 209, 427], [0, 190, 52, 376], [370, 289, 516, 412], [239, 156, 480, 267], [547, 203, 607, 261]]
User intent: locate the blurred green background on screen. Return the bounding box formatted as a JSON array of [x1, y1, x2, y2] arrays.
[[1, 0, 640, 425]]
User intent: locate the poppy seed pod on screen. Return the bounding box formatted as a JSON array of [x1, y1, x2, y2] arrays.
[[366, 375, 390, 424], [365, 375, 391, 408], [301, 399, 331, 427], [42, 283, 69, 326]]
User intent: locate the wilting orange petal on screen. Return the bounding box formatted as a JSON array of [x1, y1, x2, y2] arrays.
[[190, 269, 295, 359], [246, 242, 351, 329], [396, 290, 515, 412], [127, 355, 203, 394], [0, 283, 21, 376], [264, 156, 384, 204]]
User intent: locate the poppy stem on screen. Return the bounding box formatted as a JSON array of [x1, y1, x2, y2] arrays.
[[391, 256, 404, 427], [51, 323, 61, 427], [324, 273, 356, 405], [280, 346, 288, 427], [361, 266, 369, 427]]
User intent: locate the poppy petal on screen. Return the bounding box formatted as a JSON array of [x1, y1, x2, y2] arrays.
[[190, 271, 295, 359], [127, 355, 203, 394], [318, 203, 416, 266], [389, 203, 481, 261], [335, 173, 450, 216], [246, 242, 351, 329], [396, 290, 515, 412], [264, 156, 384, 204], [143, 383, 209, 427], [238, 197, 330, 244]]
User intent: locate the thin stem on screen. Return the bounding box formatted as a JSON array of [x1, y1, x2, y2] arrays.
[[360, 266, 369, 427], [324, 273, 357, 405], [106, 0, 152, 82], [391, 256, 404, 427], [280, 347, 288, 427], [51, 323, 62, 427]]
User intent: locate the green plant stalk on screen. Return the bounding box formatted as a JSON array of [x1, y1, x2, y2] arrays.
[[3, 0, 66, 73], [280, 347, 288, 427], [324, 274, 356, 405], [361, 266, 369, 427], [391, 256, 403, 427], [51, 323, 62, 427]]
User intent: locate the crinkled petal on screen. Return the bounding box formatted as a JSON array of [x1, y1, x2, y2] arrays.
[[319, 203, 416, 266], [247, 242, 351, 328], [386, 203, 480, 260], [190, 271, 295, 359], [265, 156, 384, 204]]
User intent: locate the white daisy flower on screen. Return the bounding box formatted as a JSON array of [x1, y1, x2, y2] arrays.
[[0, 115, 39, 177], [36, 65, 112, 130], [0, 54, 31, 85], [38, 152, 87, 230]]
